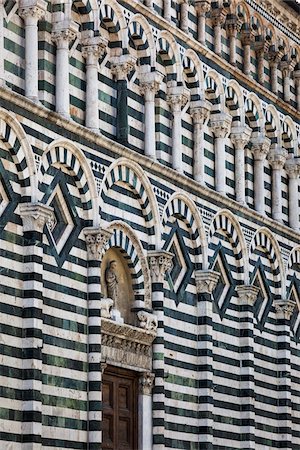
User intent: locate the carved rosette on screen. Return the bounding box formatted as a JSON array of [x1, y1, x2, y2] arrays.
[[268, 146, 288, 170], [19, 203, 54, 233], [147, 251, 173, 284], [251, 135, 271, 161], [195, 270, 220, 294], [139, 372, 155, 396], [230, 125, 252, 150], [190, 99, 212, 125], [210, 113, 232, 139], [236, 285, 259, 306], [273, 299, 296, 320], [83, 226, 112, 261]]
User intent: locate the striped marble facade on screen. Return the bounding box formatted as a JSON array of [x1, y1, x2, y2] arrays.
[[0, 0, 300, 449]]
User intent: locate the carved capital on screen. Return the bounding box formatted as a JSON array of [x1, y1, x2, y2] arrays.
[[190, 99, 212, 124], [20, 202, 54, 233], [83, 227, 112, 261], [19, 1, 46, 21], [139, 372, 155, 395], [166, 84, 190, 112], [195, 270, 220, 294], [280, 60, 296, 79], [254, 38, 270, 57], [251, 135, 271, 161], [268, 145, 288, 170], [82, 36, 107, 62], [139, 71, 164, 98], [110, 55, 137, 80], [294, 70, 300, 85], [240, 28, 255, 46], [194, 0, 211, 15], [285, 158, 300, 179], [51, 26, 77, 47], [273, 299, 296, 320], [230, 125, 252, 150], [147, 250, 173, 284], [211, 8, 227, 28], [210, 112, 232, 138], [268, 46, 285, 66], [225, 15, 240, 37], [236, 285, 259, 306]]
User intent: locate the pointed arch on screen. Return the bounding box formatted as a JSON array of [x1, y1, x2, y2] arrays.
[[38, 138, 98, 224], [99, 158, 160, 248]]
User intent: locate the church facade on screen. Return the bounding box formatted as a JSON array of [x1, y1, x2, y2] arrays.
[[0, 0, 300, 448]]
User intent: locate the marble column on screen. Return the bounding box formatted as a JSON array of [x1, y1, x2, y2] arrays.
[[241, 26, 254, 76], [164, 0, 171, 22], [225, 15, 239, 66], [166, 85, 190, 174], [268, 46, 284, 95], [140, 71, 164, 159], [179, 0, 189, 34], [111, 55, 137, 144], [210, 112, 232, 195], [293, 68, 300, 112], [83, 226, 112, 448], [194, 0, 211, 45], [190, 99, 211, 185], [273, 299, 296, 450], [139, 372, 155, 450], [236, 285, 259, 450], [230, 124, 252, 205], [285, 158, 300, 230], [251, 135, 271, 215], [268, 145, 287, 222], [280, 60, 294, 103], [19, 203, 53, 450], [211, 8, 227, 56], [148, 251, 173, 450], [254, 38, 269, 85], [82, 36, 107, 133], [195, 270, 220, 450], [52, 25, 77, 118], [19, 0, 46, 102]]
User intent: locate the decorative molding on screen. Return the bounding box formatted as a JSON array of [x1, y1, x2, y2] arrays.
[[195, 269, 220, 294], [19, 202, 53, 233], [83, 227, 112, 261], [101, 318, 156, 371]]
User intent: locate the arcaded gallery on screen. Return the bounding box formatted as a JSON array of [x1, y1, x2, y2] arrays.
[[0, 0, 300, 448]]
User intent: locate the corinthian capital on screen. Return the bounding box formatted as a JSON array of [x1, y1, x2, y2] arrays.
[[19, 0, 46, 21], [190, 99, 212, 124], [195, 270, 220, 294], [83, 227, 112, 261], [139, 71, 164, 98], [147, 250, 173, 284], [273, 299, 296, 320], [230, 124, 252, 150], [236, 285, 259, 306], [194, 0, 211, 15], [82, 36, 107, 61], [251, 135, 271, 161], [110, 54, 137, 81], [285, 158, 300, 179], [166, 84, 190, 112], [51, 22, 77, 47], [268, 145, 288, 170], [20, 203, 54, 233], [211, 7, 227, 28], [210, 112, 232, 138], [139, 372, 155, 395]]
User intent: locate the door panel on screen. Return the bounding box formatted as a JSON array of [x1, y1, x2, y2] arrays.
[[102, 367, 138, 450]]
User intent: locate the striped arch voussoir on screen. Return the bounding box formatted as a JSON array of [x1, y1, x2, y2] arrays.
[[208, 213, 244, 264]]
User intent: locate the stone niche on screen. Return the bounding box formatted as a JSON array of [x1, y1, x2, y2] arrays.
[[101, 247, 136, 325]]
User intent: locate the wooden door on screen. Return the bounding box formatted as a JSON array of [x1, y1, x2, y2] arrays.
[[102, 366, 138, 450]]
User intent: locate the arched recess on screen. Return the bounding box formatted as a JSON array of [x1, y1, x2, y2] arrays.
[[156, 30, 182, 83], [208, 209, 247, 316], [225, 81, 244, 124], [265, 105, 280, 145], [38, 139, 98, 264], [244, 94, 263, 133], [99, 0, 128, 55], [282, 117, 297, 156], [161, 193, 207, 305], [99, 158, 160, 249], [248, 227, 284, 329], [128, 14, 155, 69], [72, 0, 98, 32], [287, 247, 300, 340], [204, 69, 225, 115], [182, 49, 204, 101], [0, 108, 36, 202], [103, 220, 152, 316]]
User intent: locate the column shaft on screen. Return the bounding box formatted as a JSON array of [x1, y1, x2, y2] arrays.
[[164, 0, 171, 22], [272, 168, 282, 221], [180, 0, 189, 33], [214, 25, 222, 55], [211, 113, 232, 195], [172, 108, 182, 172], [144, 93, 156, 158], [198, 14, 206, 44], [25, 16, 39, 100], [244, 44, 251, 76], [254, 158, 265, 214], [86, 60, 99, 131], [138, 373, 154, 450], [289, 176, 298, 229], [0, 0, 4, 86], [235, 147, 245, 203], [193, 122, 204, 183], [270, 63, 278, 94], [229, 35, 236, 65]]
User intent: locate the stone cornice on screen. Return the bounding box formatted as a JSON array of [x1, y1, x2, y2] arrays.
[[1, 86, 300, 246], [120, 0, 299, 122]]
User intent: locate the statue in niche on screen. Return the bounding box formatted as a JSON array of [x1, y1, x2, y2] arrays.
[[105, 260, 119, 302]]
